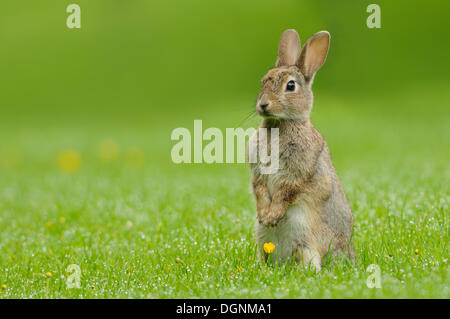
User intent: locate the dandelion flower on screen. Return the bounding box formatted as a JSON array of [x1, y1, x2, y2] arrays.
[[45, 272, 52, 278], [58, 150, 81, 173], [263, 242, 276, 254], [1, 284, 6, 290], [414, 249, 419, 255]]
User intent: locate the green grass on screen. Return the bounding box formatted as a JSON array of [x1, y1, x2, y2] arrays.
[[0, 87, 448, 299]]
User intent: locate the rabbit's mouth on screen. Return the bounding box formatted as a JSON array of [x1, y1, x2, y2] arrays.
[[258, 110, 283, 120], [258, 109, 274, 117]]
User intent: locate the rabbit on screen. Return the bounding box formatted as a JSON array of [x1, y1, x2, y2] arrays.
[[248, 29, 354, 271]]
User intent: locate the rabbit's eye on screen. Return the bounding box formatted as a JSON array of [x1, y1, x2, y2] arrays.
[[286, 80, 296, 92]]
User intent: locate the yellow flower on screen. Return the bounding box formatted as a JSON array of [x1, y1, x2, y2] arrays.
[[263, 242, 276, 254], [414, 249, 419, 255], [1, 284, 6, 290], [45, 221, 53, 228], [97, 140, 120, 163], [236, 266, 243, 272], [58, 150, 81, 173], [59, 217, 66, 224], [45, 272, 52, 278]]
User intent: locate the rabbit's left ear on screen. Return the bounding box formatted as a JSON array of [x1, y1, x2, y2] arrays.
[[297, 31, 330, 81], [276, 29, 301, 67]]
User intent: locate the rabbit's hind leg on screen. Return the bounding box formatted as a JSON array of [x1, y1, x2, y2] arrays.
[[296, 245, 322, 272]]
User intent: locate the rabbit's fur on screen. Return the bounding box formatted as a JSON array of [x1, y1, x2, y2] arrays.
[[249, 29, 354, 270]]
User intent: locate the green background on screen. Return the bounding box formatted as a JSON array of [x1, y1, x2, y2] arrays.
[[0, 0, 448, 298]]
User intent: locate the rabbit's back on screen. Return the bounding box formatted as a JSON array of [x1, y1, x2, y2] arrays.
[[314, 141, 354, 258]]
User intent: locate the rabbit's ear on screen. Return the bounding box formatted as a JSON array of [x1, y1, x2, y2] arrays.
[[276, 29, 301, 67], [297, 31, 330, 81]]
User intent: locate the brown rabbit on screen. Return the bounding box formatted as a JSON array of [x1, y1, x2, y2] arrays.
[[248, 29, 354, 270]]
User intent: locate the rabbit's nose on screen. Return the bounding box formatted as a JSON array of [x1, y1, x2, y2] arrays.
[[259, 94, 270, 111]]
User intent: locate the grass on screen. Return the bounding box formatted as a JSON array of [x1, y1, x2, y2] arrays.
[[0, 86, 448, 299]]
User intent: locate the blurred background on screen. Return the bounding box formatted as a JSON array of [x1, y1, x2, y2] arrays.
[[0, 0, 449, 182]]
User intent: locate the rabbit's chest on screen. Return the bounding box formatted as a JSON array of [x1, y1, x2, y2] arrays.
[[261, 143, 305, 195]]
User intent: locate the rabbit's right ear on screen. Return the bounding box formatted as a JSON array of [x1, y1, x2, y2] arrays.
[[275, 29, 301, 67], [297, 31, 330, 81]]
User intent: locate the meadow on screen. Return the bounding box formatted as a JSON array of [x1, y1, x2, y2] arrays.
[[0, 0, 449, 298], [0, 84, 448, 298]]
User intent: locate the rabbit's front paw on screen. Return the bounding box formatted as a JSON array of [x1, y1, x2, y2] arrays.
[[257, 206, 270, 225], [259, 208, 284, 227]]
